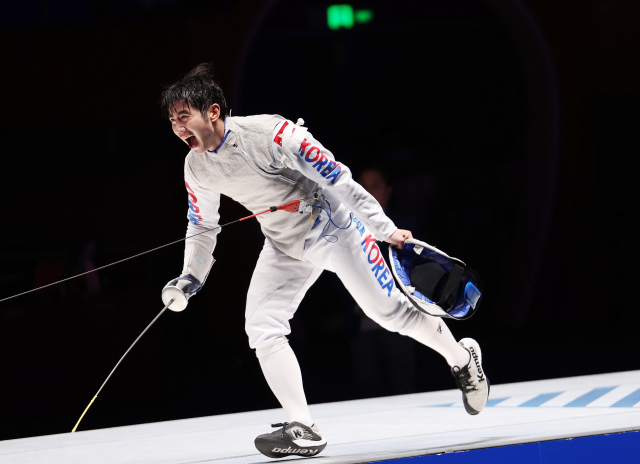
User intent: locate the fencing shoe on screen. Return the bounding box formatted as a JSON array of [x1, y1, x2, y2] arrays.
[[452, 338, 489, 415], [255, 422, 327, 458]]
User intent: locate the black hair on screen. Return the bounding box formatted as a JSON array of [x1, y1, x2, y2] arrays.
[[160, 63, 228, 119]]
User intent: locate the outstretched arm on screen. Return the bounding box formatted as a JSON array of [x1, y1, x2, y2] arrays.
[[274, 120, 402, 243]]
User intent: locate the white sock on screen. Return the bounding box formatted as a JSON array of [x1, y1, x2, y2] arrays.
[[256, 336, 313, 427], [408, 314, 470, 368]]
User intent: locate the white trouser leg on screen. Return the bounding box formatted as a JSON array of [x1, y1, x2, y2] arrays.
[[245, 241, 323, 349], [304, 200, 469, 368], [246, 241, 322, 425], [256, 336, 313, 427], [245, 202, 469, 426], [407, 313, 470, 367]]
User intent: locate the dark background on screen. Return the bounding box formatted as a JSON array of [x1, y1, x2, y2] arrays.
[[0, 0, 638, 441]]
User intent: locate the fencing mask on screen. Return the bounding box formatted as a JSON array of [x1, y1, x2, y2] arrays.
[[389, 238, 482, 320]]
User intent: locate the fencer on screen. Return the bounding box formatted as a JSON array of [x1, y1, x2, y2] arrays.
[[160, 63, 489, 459]]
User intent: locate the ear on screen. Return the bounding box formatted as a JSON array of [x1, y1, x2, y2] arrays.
[[208, 104, 221, 122]]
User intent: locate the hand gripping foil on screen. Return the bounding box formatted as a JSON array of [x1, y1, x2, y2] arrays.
[[162, 274, 203, 312], [162, 242, 214, 312]]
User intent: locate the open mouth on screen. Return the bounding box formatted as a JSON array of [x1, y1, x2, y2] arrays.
[[184, 135, 197, 149]]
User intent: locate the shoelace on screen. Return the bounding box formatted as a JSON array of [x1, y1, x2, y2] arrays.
[[271, 422, 289, 438], [453, 366, 478, 393]]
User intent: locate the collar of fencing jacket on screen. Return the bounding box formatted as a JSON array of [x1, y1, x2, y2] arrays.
[[207, 118, 230, 154]]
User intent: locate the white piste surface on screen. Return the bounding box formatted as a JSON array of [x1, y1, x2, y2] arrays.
[[2, 370, 640, 464]]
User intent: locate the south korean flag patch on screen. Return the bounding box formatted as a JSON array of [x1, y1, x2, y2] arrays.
[[389, 238, 483, 320]]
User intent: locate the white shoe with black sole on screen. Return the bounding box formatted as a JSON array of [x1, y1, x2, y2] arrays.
[[452, 338, 490, 415], [255, 422, 327, 458]]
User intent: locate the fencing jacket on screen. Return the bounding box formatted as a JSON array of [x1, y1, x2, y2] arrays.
[[181, 114, 397, 278]]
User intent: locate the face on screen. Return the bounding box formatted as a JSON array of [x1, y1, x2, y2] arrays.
[[168, 101, 220, 153]]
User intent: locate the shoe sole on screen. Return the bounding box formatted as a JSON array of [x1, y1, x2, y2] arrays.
[[255, 438, 326, 458], [255, 423, 327, 459]]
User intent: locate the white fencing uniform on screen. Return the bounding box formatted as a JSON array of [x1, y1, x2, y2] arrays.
[[179, 115, 470, 426], [246, 194, 424, 348]]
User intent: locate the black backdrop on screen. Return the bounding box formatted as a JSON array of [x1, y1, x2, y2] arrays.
[[0, 0, 638, 441]]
